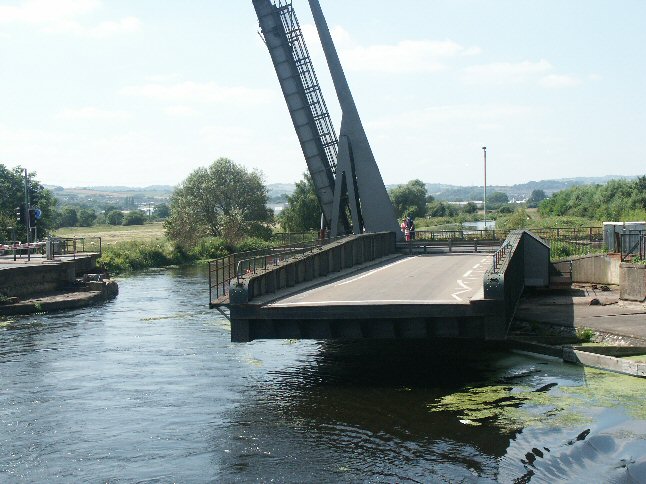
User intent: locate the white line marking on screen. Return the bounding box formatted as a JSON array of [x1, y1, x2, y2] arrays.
[[457, 280, 470, 289], [335, 256, 416, 286], [473, 264, 481, 269], [270, 299, 460, 307], [452, 293, 463, 301], [463, 270, 473, 278]]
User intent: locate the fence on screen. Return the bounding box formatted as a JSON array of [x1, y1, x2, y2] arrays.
[[0, 237, 101, 260], [415, 229, 509, 241], [208, 235, 345, 306], [620, 232, 646, 261], [531, 227, 604, 262]]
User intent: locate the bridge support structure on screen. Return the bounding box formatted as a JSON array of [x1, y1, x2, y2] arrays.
[[253, 0, 400, 238]]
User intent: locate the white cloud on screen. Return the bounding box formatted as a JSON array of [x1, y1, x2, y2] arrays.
[[0, 0, 141, 38], [302, 23, 480, 73], [462, 59, 553, 85], [56, 107, 131, 121], [539, 74, 582, 89], [120, 81, 275, 105]]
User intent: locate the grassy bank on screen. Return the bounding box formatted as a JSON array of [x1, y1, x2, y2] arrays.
[[55, 222, 165, 245], [96, 236, 274, 275]]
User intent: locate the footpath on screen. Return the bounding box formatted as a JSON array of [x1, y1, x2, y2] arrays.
[[512, 284, 646, 377]]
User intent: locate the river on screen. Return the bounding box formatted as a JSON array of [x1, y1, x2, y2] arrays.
[[1, 266, 645, 482]]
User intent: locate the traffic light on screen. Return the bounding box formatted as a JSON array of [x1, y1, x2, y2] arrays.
[[15, 205, 25, 225]]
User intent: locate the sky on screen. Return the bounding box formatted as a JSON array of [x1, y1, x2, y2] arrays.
[[1, 0, 645, 189]]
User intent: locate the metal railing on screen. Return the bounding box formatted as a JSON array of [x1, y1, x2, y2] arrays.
[[208, 235, 347, 306], [415, 229, 509, 241], [0, 236, 101, 260], [491, 240, 512, 273], [620, 231, 646, 261], [270, 231, 319, 246]]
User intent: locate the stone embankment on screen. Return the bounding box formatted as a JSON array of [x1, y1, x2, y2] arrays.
[[0, 254, 119, 315]]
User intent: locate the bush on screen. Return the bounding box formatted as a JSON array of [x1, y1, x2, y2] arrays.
[[189, 237, 229, 260], [123, 210, 146, 226], [106, 210, 124, 225]]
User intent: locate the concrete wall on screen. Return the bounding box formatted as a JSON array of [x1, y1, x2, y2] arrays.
[[620, 263, 646, 302], [0, 255, 98, 298], [230, 232, 396, 304], [552, 254, 620, 285], [524, 232, 550, 287]]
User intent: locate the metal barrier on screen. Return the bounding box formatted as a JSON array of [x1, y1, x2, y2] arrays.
[[0, 237, 101, 260], [620, 231, 646, 261], [416, 229, 508, 241], [208, 235, 346, 307], [491, 240, 512, 272]]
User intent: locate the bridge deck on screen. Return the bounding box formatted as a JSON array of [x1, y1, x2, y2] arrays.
[[269, 254, 490, 307]]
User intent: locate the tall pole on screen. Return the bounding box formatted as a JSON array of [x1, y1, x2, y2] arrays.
[[482, 147, 487, 232], [24, 168, 31, 261]]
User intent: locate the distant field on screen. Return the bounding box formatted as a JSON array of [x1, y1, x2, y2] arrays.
[[54, 222, 166, 245]]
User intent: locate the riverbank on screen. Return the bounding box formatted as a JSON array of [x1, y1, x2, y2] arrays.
[[0, 280, 118, 316], [511, 284, 646, 377]]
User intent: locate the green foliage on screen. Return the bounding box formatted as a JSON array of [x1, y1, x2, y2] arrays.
[[106, 210, 124, 225], [497, 205, 514, 214], [463, 201, 478, 214], [165, 157, 272, 247], [540, 176, 646, 220], [98, 240, 183, 273], [78, 208, 97, 227], [59, 207, 78, 228], [0, 164, 57, 238], [389, 179, 427, 219], [427, 201, 459, 218], [487, 191, 509, 209], [235, 237, 274, 253], [189, 237, 229, 260], [527, 189, 547, 208], [497, 208, 531, 230], [576, 327, 595, 343], [278, 173, 321, 232], [153, 203, 170, 219], [122, 210, 146, 226]]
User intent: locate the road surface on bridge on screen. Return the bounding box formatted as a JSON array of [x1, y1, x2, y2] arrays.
[[268, 253, 492, 307]]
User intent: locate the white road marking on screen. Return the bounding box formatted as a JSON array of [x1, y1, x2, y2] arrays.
[[473, 264, 481, 269], [457, 279, 470, 289], [463, 270, 473, 278], [270, 299, 459, 307], [335, 256, 416, 286], [451, 288, 471, 301]]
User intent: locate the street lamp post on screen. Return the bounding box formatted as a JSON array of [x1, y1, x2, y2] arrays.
[[482, 147, 487, 232]]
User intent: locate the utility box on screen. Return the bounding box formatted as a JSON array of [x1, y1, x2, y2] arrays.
[[603, 222, 645, 253]]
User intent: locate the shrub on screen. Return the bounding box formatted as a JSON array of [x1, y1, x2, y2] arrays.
[[123, 210, 146, 226]]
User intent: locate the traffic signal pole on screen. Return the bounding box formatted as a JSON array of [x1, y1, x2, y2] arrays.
[[24, 168, 30, 261]]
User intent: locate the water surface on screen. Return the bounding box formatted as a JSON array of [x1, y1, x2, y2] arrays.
[[1, 267, 644, 482]]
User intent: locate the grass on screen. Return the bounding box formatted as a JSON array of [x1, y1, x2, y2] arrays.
[[55, 222, 165, 246]]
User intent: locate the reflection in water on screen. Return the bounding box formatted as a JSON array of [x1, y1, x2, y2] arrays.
[[1, 266, 645, 482]]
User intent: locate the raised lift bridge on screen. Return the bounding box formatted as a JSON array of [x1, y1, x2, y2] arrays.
[[216, 1, 551, 342]]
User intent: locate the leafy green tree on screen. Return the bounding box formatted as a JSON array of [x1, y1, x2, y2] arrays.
[[164, 157, 272, 247], [527, 189, 547, 208], [123, 210, 146, 226], [463, 201, 478, 214], [59, 207, 78, 228], [389, 179, 427, 219], [78, 208, 97, 227], [106, 210, 124, 225], [279, 173, 321, 232], [487, 191, 509, 208], [153, 203, 170, 219], [0, 164, 57, 238], [427, 201, 459, 218]]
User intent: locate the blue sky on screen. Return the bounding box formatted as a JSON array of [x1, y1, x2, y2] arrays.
[[1, 0, 644, 188]]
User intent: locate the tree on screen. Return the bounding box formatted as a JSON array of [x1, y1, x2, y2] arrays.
[[527, 189, 547, 208], [106, 210, 124, 225], [123, 210, 146, 226], [389, 179, 427, 219], [59, 207, 78, 227], [153, 203, 170, 219], [487, 191, 509, 209], [463, 201, 478, 214], [164, 158, 273, 247], [78, 208, 97, 227], [0, 164, 57, 238], [279, 173, 321, 232]]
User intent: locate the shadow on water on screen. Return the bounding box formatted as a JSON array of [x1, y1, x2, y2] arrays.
[[220, 339, 646, 482]]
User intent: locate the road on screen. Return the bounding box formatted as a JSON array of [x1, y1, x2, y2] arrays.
[[269, 253, 492, 307]]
